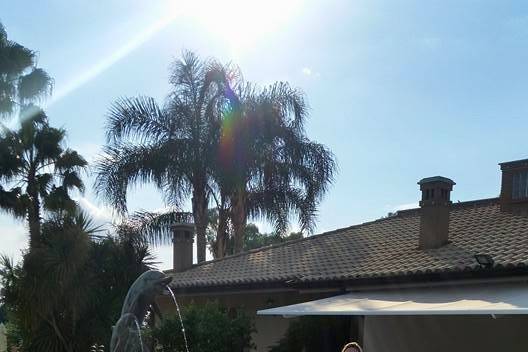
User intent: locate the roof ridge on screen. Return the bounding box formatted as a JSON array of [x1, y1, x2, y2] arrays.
[[395, 197, 499, 216], [452, 197, 499, 208]]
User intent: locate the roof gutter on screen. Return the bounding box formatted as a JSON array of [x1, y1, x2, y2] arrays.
[[167, 266, 528, 296]]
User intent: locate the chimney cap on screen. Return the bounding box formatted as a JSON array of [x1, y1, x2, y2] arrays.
[[499, 158, 528, 170], [418, 176, 456, 186]]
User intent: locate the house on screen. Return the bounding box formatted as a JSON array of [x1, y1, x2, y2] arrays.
[[161, 158, 528, 352]]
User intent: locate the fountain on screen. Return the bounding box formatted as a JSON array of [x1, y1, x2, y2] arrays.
[[167, 286, 190, 352], [110, 270, 188, 352]]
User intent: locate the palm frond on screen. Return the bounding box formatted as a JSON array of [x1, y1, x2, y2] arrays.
[[17, 68, 53, 102], [0, 24, 52, 118], [60, 170, 85, 192], [260, 82, 308, 132], [0, 134, 24, 180], [0, 41, 34, 75], [94, 142, 179, 213], [169, 50, 204, 98], [0, 186, 27, 218], [228, 79, 336, 238], [0, 107, 88, 237], [0, 254, 15, 281], [34, 125, 65, 162], [106, 96, 170, 144], [43, 186, 77, 213], [128, 209, 192, 246], [36, 173, 53, 195], [69, 209, 103, 235], [19, 103, 47, 125], [0, 22, 7, 43], [54, 149, 87, 172]]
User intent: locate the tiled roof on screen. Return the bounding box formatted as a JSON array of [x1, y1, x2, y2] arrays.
[[167, 198, 528, 290]]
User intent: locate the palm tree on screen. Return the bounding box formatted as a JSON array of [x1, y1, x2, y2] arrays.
[[95, 51, 234, 262], [220, 82, 336, 254], [0, 211, 154, 352], [0, 211, 97, 352], [0, 22, 53, 117], [0, 106, 87, 247]]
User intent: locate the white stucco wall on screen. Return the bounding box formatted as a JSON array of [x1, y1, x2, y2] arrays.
[[364, 315, 528, 352]]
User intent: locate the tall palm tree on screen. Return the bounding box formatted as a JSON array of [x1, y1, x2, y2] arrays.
[[110, 80, 337, 259], [95, 51, 234, 262], [0, 22, 53, 117], [0, 106, 87, 247], [219, 82, 336, 254]]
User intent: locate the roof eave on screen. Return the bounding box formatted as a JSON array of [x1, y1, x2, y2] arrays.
[[167, 265, 528, 296]]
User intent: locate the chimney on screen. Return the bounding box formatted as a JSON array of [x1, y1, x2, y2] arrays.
[[172, 222, 194, 272], [418, 176, 455, 249], [499, 158, 528, 216]]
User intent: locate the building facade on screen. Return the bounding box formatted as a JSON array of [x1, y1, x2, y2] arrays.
[[162, 158, 528, 351]]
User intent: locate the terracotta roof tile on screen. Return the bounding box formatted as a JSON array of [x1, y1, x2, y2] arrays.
[[168, 198, 528, 289]]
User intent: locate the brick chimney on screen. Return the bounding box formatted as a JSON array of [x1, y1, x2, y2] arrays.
[[172, 222, 194, 272], [499, 158, 528, 216], [418, 176, 455, 249]]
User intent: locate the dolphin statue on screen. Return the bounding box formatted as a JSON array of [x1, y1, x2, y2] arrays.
[[110, 270, 172, 352]]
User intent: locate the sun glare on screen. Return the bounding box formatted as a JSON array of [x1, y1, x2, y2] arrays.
[[50, 9, 182, 107], [49, 1, 301, 107], [176, 0, 302, 55]]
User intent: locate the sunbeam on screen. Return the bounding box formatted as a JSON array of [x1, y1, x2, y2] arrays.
[[48, 11, 180, 107], [47, 0, 301, 107]]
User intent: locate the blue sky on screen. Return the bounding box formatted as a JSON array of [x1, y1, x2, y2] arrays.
[[2, 0, 528, 269]]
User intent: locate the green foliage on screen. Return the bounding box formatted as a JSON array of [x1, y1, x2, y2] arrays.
[[0, 107, 87, 247], [0, 213, 154, 352], [151, 303, 255, 352], [269, 316, 358, 352], [219, 79, 337, 254], [5, 320, 24, 351], [0, 22, 53, 117], [206, 217, 303, 258], [96, 50, 337, 260], [243, 224, 302, 252], [95, 51, 235, 262], [127, 210, 194, 247]]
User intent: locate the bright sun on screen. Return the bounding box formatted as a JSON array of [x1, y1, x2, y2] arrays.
[[50, 0, 302, 107], [171, 0, 302, 54]]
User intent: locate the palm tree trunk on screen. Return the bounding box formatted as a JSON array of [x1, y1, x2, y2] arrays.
[[192, 186, 208, 263], [232, 190, 247, 254], [40, 312, 72, 352], [215, 207, 229, 258], [27, 175, 41, 249]]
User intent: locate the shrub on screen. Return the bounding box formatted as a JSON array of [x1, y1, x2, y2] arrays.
[[0, 214, 154, 351], [151, 303, 255, 352]]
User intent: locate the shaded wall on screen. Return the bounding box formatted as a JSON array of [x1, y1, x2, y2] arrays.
[[160, 293, 528, 351], [364, 315, 528, 352]]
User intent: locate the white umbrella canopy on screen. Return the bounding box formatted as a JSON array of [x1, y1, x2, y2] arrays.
[[258, 282, 528, 316]]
